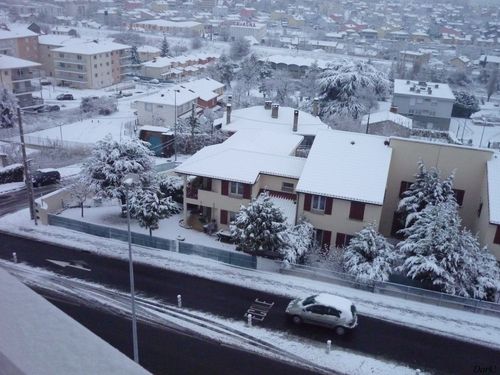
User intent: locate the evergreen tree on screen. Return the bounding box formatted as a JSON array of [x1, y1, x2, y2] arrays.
[[229, 37, 251, 60], [398, 160, 456, 228], [130, 45, 141, 66], [208, 54, 234, 87], [257, 60, 273, 98], [236, 53, 260, 95], [343, 224, 395, 282], [396, 200, 463, 293], [160, 34, 170, 57], [281, 218, 315, 265], [0, 85, 18, 128], [452, 90, 480, 118], [230, 192, 287, 254], [130, 187, 179, 237], [486, 68, 498, 102]]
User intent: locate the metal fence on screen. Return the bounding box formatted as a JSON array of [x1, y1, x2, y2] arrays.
[[47, 214, 256, 269], [282, 264, 500, 317]]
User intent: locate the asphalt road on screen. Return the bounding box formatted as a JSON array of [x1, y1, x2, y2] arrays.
[[0, 183, 60, 216], [43, 295, 319, 375], [1, 232, 499, 375]]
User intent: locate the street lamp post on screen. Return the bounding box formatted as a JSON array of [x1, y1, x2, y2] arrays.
[[122, 173, 140, 364]]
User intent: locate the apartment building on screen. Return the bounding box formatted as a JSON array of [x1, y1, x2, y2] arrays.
[[392, 79, 455, 131], [52, 40, 131, 89], [228, 22, 266, 41], [141, 53, 218, 81], [0, 25, 39, 62], [37, 34, 76, 78], [133, 20, 203, 37], [0, 54, 41, 108], [137, 45, 161, 62], [174, 127, 500, 260]]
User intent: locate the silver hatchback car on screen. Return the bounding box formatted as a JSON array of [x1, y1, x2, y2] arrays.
[[286, 293, 358, 335]]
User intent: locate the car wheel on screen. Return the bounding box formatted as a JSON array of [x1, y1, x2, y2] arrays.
[[292, 315, 302, 325], [335, 326, 346, 336]]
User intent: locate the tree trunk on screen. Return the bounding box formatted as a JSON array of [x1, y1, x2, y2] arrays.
[[149, 228, 152, 237], [81, 202, 84, 218]]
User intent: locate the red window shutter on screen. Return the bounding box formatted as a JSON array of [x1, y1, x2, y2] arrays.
[[243, 184, 251, 199], [349, 202, 365, 221], [304, 194, 311, 211], [325, 197, 333, 215], [220, 210, 228, 225], [322, 230, 331, 248], [494, 226, 500, 245], [221, 180, 228, 195], [335, 233, 346, 248]]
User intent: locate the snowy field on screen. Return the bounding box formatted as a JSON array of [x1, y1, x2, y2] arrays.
[[449, 117, 500, 147], [1, 209, 499, 352]]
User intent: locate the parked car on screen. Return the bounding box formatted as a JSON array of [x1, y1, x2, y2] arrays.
[[40, 79, 51, 86], [56, 93, 74, 100], [285, 293, 358, 335], [36, 105, 60, 113], [32, 169, 61, 187]]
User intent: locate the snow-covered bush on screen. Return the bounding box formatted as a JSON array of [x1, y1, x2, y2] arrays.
[[130, 186, 180, 237], [80, 96, 117, 116], [175, 131, 228, 154], [398, 160, 455, 228], [281, 218, 315, 265], [111, 32, 145, 47], [229, 37, 251, 60], [317, 60, 389, 121], [82, 135, 155, 210], [158, 174, 183, 203], [230, 192, 287, 254], [452, 90, 480, 118], [0, 163, 23, 184], [207, 54, 235, 87], [0, 85, 18, 128], [343, 224, 394, 282]]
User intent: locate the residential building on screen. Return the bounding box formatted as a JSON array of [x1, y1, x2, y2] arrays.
[[228, 22, 266, 41], [0, 54, 41, 108], [137, 45, 161, 62], [132, 87, 199, 127], [133, 20, 204, 37], [178, 77, 224, 109], [392, 79, 455, 131], [51, 40, 131, 89], [37, 34, 77, 78], [449, 56, 471, 72], [399, 50, 430, 65], [362, 110, 413, 137], [141, 53, 218, 81], [0, 25, 39, 62]]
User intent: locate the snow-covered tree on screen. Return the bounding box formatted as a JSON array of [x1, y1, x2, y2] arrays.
[[130, 186, 179, 237], [69, 177, 93, 218], [452, 90, 479, 118], [0, 85, 18, 128], [230, 192, 287, 254], [396, 200, 463, 293], [317, 60, 389, 121], [208, 54, 235, 88], [281, 218, 315, 265], [80, 96, 117, 115], [343, 224, 394, 282], [229, 37, 250, 60], [300, 62, 322, 99], [130, 45, 141, 66], [158, 174, 183, 203], [267, 70, 297, 106], [257, 60, 273, 98], [398, 161, 455, 228], [111, 32, 145, 47], [160, 34, 170, 57], [236, 54, 260, 95], [191, 37, 202, 50], [83, 136, 155, 211], [487, 68, 498, 102]]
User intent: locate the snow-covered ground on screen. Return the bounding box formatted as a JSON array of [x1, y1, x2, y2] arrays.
[[0, 181, 25, 194], [1, 208, 499, 351], [449, 117, 500, 148], [1, 260, 421, 375], [0, 264, 150, 375]]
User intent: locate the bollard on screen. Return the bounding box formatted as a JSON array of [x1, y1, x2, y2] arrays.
[[12, 252, 17, 263], [247, 313, 252, 327], [177, 294, 182, 308], [326, 340, 331, 354]]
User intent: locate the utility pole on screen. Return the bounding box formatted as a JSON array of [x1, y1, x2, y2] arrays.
[[17, 108, 37, 224]]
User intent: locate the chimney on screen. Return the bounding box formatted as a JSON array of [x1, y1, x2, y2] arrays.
[[293, 109, 299, 132], [390, 105, 398, 114], [264, 100, 272, 110], [271, 103, 279, 118], [312, 97, 319, 116], [226, 103, 232, 125]]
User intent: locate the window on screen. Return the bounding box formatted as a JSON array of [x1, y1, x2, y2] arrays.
[[349, 202, 365, 221], [312, 195, 326, 212], [282, 182, 294, 193], [78, 65, 83, 70], [230, 181, 244, 196], [59, 63, 65, 68], [327, 307, 341, 317], [94, 56, 97, 60], [399, 181, 413, 198], [478, 202, 483, 218], [453, 189, 465, 206], [495, 226, 500, 245], [59, 53, 64, 58], [306, 305, 328, 315], [157, 105, 163, 108], [95, 73, 98, 77], [94, 64, 97, 68], [77, 55, 82, 60], [336, 233, 353, 248]]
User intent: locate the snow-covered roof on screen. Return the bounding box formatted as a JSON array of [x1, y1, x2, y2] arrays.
[[37, 34, 78, 46], [0, 267, 150, 375], [52, 40, 130, 55], [314, 293, 354, 315], [135, 19, 201, 28], [139, 125, 173, 134], [361, 111, 413, 129], [221, 106, 329, 137], [133, 87, 198, 106], [393, 79, 455, 101], [480, 55, 500, 65], [487, 156, 500, 225], [0, 26, 37, 40], [0, 54, 40, 70], [177, 78, 224, 101], [296, 130, 392, 205]]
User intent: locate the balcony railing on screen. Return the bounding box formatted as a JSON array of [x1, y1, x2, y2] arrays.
[[11, 71, 34, 81]]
